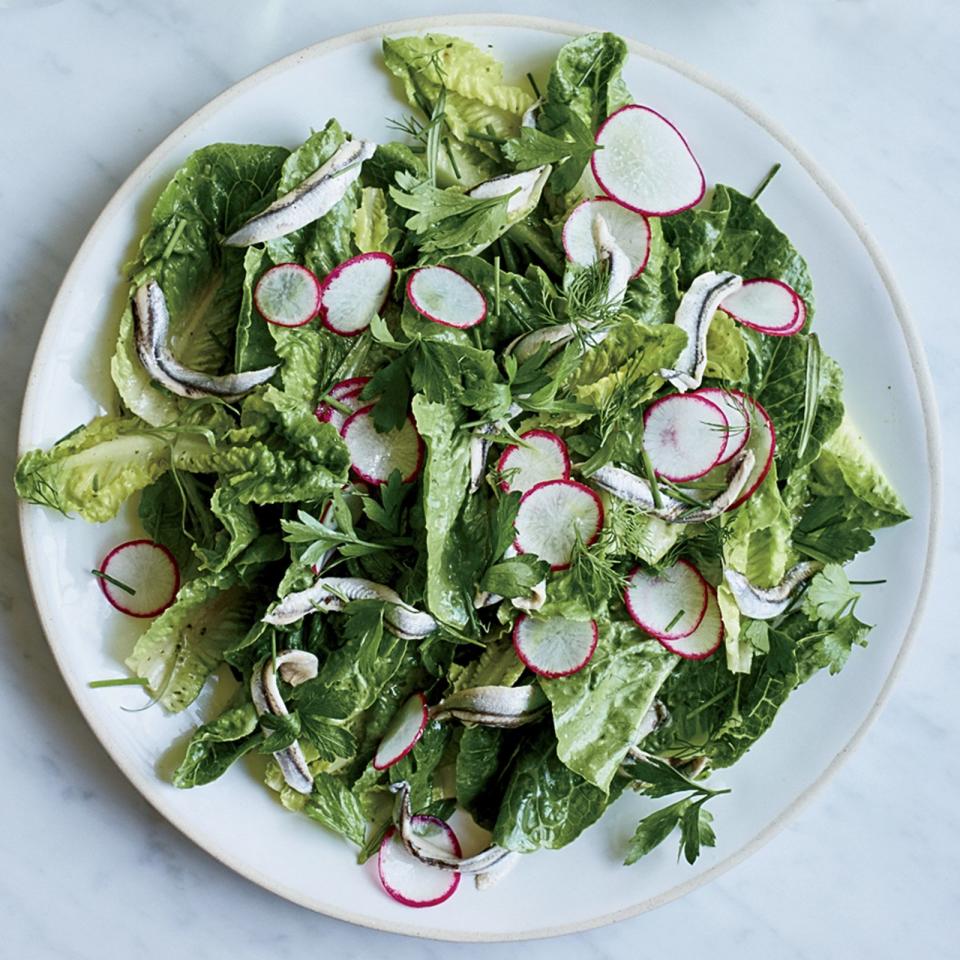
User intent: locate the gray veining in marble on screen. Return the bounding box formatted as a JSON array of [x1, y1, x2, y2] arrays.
[[0, 1, 957, 957]]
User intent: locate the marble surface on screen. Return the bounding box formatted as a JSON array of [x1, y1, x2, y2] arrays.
[[0, 0, 955, 956]]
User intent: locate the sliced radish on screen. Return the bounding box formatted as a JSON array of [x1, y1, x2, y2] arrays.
[[254, 263, 322, 328], [341, 404, 424, 485], [723, 392, 776, 510], [562, 197, 652, 278], [514, 479, 604, 571], [378, 818, 461, 908], [693, 387, 752, 465], [512, 614, 598, 678], [497, 430, 571, 494], [97, 539, 180, 618], [373, 692, 428, 770], [591, 104, 705, 217], [406, 266, 487, 329], [319, 252, 394, 337], [719, 278, 806, 336], [624, 560, 708, 641], [656, 585, 723, 659], [315, 376, 373, 431], [643, 393, 729, 483]]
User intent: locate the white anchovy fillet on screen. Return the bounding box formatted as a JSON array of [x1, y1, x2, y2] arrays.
[[588, 449, 755, 524], [431, 684, 548, 727], [250, 650, 319, 795], [723, 561, 824, 620], [593, 214, 631, 311], [510, 579, 547, 612], [392, 783, 517, 877], [468, 403, 523, 494], [467, 164, 552, 217], [262, 576, 437, 639], [224, 139, 376, 246], [474, 852, 522, 890], [635, 699, 670, 743], [134, 282, 278, 399], [659, 271, 742, 391], [521, 99, 541, 129]]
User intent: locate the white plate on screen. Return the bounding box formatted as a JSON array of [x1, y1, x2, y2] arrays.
[[17, 14, 939, 942]]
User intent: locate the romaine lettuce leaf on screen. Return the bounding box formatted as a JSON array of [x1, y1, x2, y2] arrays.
[[172, 702, 260, 787], [541, 623, 677, 791]]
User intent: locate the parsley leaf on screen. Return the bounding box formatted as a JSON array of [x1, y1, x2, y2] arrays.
[[624, 798, 688, 865], [480, 555, 548, 598], [501, 125, 595, 171], [802, 564, 859, 620]]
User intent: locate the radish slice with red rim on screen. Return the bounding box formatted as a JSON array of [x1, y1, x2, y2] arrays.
[[341, 404, 424, 485], [97, 539, 180, 618], [693, 388, 752, 465], [643, 393, 729, 482], [497, 430, 571, 494], [512, 614, 598, 678], [656, 585, 723, 659], [374, 693, 428, 770], [719, 278, 806, 336], [514, 479, 604, 571], [254, 263, 322, 327], [562, 197, 652, 278], [407, 266, 487, 329], [314, 378, 371, 432], [378, 817, 462, 908], [624, 560, 708, 641], [591, 104, 705, 216], [319, 252, 394, 337]]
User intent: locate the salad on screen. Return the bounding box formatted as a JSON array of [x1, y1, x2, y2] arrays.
[[15, 31, 908, 906]]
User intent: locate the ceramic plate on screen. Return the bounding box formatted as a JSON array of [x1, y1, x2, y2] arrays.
[[17, 14, 939, 942]]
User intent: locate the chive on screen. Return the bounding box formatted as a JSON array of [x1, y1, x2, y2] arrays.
[[493, 255, 501, 320], [664, 609, 685, 632], [90, 569, 136, 596], [750, 162, 781, 201], [796, 334, 821, 461], [526, 71, 541, 99], [639, 448, 663, 510], [499, 235, 519, 274], [850, 578, 887, 586], [161, 218, 187, 260], [443, 139, 461, 180], [88, 677, 149, 689], [467, 129, 506, 145]]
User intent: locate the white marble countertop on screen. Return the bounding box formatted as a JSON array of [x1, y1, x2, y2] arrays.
[[0, 0, 955, 956]]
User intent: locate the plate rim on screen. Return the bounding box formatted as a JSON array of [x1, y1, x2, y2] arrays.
[[16, 13, 942, 942]]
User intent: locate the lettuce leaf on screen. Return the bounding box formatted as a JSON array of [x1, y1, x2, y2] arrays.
[[172, 702, 260, 787], [126, 568, 260, 712], [541, 623, 677, 791], [112, 142, 289, 424]]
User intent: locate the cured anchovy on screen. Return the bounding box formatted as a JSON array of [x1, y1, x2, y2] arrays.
[[521, 99, 541, 129], [134, 282, 278, 399], [224, 139, 376, 246], [392, 783, 516, 877], [723, 560, 824, 620], [262, 576, 437, 639], [588, 449, 755, 524], [250, 650, 318, 795], [431, 684, 548, 728], [510, 578, 547, 612], [659, 271, 742, 391], [635, 699, 670, 742], [467, 164, 551, 217], [593, 214, 631, 310]]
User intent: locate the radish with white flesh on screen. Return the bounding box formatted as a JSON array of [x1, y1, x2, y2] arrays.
[[514, 479, 604, 570], [624, 560, 708, 641], [512, 615, 598, 677], [253, 263, 322, 327], [97, 539, 180, 618], [591, 104, 705, 216], [698, 391, 776, 511], [341, 405, 424, 485], [643, 393, 729, 482], [497, 430, 571, 493], [319, 252, 394, 336], [693, 387, 752, 465], [378, 818, 462, 908], [374, 693, 428, 770], [314, 376, 371, 431], [657, 585, 723, 659], [720, 278, 806, 336], [407, 266, 487, 329], [562, 197, 652, 278]]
